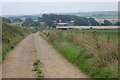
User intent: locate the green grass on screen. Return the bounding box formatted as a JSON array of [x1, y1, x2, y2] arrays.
[[2, 22, 37, 59], [40, 29, 119, 78]]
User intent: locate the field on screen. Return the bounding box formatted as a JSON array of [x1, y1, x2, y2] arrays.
[[40, 28, 119, 78], [56, 26, 119, 29]]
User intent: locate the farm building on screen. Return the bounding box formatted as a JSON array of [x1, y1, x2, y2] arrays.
[[57, 23, 68, 26]]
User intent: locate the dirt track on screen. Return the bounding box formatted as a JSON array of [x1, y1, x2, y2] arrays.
[[2, 32, 88, 78]]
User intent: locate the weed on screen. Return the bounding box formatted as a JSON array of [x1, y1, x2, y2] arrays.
[[32, 59, 44, 78]]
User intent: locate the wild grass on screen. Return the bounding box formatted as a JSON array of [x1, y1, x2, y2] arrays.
[[2, 22, 37, 59], [32, 59, 44, 78], [40, 29, 119, 78]]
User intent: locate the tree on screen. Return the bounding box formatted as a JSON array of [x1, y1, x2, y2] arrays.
[[25, 18, 33, 23], [104, 20, 112, 26], [38, 17, 43, 22], [114, 21, 120, 26], [42, 14, 49, 21], [74, 17, 89, 26], [31, 22, 41, 26], [88, 18, 99, 26], [2, 17, 11, 23], [12, 18, 22, 22], [40, 14, 99, 27], [22, 18, 33, 26], [44, 19, 55, 28]]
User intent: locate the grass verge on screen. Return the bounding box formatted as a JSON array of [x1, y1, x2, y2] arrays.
[[40, 29, 118, 78]]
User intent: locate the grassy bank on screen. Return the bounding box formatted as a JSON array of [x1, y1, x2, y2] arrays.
[[2, 22, 37, 59], [40, 29, 118, 78], [0, 27, 1, 60]]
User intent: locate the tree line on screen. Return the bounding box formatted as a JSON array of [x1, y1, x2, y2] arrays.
[[1, 14, 120, 28]]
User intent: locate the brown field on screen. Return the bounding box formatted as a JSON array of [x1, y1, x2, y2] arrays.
[[56, 26, 119, 29]]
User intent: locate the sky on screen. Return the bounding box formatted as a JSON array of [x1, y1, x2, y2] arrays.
[[0, 2, 118, 16]]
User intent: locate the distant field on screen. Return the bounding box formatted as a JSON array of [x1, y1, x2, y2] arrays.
[[96, 18, 118, 23], [56, 26, 119, 29]]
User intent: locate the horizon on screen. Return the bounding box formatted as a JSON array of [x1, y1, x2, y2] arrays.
[[2, 10, 118, 17], [1, 2, 118, 16]]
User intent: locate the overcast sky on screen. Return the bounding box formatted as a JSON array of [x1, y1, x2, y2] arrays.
[[1, 2, 118, 16]]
